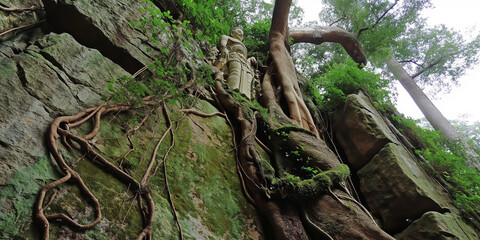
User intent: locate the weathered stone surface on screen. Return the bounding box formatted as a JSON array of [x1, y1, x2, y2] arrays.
[[43, 0, 167, 73], [307, 189, 394, 240], [0, 0, 45, 41], [395, 211, 479, 240], [0, 56, 52, 183], [286, 130, 340, 171], [1, 27, 261, 238], [334, 91, 398, 169], [16, 50, 81, 115], [0, 32, 132, 237], [36, 32, 130, 95], [358, 143, 450, 233]]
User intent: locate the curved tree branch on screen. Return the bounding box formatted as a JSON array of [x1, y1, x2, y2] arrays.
[[289, 26, 367, 66], [329, 15, 347, 26]]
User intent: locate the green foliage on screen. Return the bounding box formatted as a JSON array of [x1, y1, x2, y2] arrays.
[[392, 115, 480, 212], [177, 0, 239, 44], [310, 59, 393, 112], [107, 0, 215, 106], [243, 18, 271, 65], [394, 24, 480, 95], [314, 0, 480, 96]]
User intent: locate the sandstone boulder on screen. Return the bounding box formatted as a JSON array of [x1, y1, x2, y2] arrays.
[[396, 211, 479, 240], [358, 143, 450, 233], [335, 91, 398, 169]]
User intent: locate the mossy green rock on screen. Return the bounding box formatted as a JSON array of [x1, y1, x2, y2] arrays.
[[395, 211, 479, 240], [1, 31, 125, 184], [0, 56, 52, 185], [334, 91, 398, 169], [358, 143, 450, 233]]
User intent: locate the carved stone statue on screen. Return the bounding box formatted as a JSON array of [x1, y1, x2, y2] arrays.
[[217, 27, 257, 99]]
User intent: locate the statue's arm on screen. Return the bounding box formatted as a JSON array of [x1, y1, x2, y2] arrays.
[[218, 35, 230, 59], [218, 35, 228, 48]]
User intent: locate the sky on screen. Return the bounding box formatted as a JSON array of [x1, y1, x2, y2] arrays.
[[295, 0, 480, 122]]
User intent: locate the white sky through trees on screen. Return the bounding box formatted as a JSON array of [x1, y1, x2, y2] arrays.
[[296, 0, 480, 122]]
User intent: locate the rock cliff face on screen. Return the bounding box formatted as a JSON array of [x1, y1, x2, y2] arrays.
[[0, 0, 478, 239], [335, 92, 479, 238]]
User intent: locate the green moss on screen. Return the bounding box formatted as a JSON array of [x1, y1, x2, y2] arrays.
[[258, 157, 276, 182], [230, 90, 269, 120], [46, 143, 144, 239], [0, 155, 57, 239], [268, 164, 350, 202], [295, 179, 320, 200], [312, 173, 334, 189], [0, 57, 17, 80], [161, 101, 255, 239]]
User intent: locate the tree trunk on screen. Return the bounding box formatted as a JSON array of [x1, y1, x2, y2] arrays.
[[268, 0, 319, 138], [386, 57, 479, 168]]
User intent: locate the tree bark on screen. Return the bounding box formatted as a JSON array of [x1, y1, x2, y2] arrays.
[[268, 0, 319, 138], [386, 57, 479, 168]]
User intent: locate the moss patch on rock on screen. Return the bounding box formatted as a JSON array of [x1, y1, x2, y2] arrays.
[[0, 155, 57, 239]]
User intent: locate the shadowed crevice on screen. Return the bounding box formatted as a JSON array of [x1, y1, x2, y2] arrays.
[[42, 0, 144, 74]]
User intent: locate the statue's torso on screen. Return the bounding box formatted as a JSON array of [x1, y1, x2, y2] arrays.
[[227, 37, 247, 60]]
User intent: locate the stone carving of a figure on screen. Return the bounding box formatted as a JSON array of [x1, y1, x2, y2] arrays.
[[217, 27, 257, 99]]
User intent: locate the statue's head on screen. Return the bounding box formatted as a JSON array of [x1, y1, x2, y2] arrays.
[[230, 27, 244, 41]]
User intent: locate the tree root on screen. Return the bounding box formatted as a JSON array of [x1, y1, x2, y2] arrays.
[[0, 20, 46, 38], [300, 205, 334, 240], [141, 105, 169, 186], [0, 4, 43, 12], [180, 108, 226, 118], [158, 103, 184, 240], [336, 185, 379, 228], [35, 102, 158, 240], [180, 105, 266, 205]]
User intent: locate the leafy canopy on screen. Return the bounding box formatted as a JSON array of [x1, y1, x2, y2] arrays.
[[298, 0, 480, 95]]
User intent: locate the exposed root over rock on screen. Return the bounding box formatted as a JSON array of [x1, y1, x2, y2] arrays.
[[35, 101, 160, 240]]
